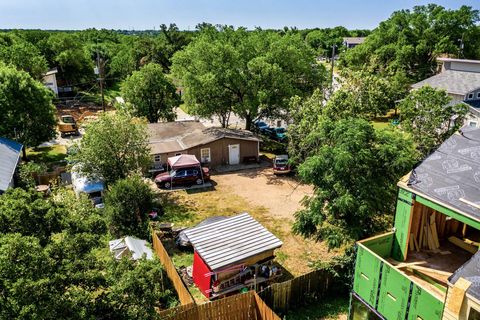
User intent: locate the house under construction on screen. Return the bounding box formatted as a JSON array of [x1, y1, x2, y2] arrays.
[[350, 126, 480, 320]]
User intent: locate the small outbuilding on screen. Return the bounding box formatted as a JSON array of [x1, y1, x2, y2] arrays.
[[185, 212, 283, 299]]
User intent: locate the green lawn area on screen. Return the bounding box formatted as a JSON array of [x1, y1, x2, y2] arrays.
[[371, 109, 399, 131], [284, 295, 349, 320], [26, 145, 67, 165]]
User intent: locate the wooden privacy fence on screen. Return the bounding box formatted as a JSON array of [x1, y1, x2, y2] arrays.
[[159, 291, 281, 320], [258, 268, 335, 314], [151, 230, 194, 305]]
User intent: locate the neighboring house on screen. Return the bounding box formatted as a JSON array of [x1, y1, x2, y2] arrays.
[[350, 126, 480, 320], [0, 137, 22, 194], [412, 58, 480, 127], [147, 121, 261, 170], [109, 236, 154, 261], [43, 68, 58, 96], [184, 212, 283, 299], [343, 37, 365, 49]]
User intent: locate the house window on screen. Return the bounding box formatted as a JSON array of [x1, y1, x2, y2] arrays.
[[477, 92, 480, 99], [154, 154, 161, 163], [468, 93, 474, 100], [468, 307, 480, 320], [200, 148, 211, 163], [470, 121, 478, 127]]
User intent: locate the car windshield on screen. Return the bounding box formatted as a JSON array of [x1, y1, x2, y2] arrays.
[[275, 159, 288, 165], [257, 121, 267, 127], [276, 128, 286, 133], [62, 116, 75, 123]]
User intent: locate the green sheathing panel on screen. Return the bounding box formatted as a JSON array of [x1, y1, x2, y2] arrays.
[[408, 284, 443, 320], [353, 245, 382, 307], [377, 264, 411, 320], [416, 195, 480, 230], [392, 189, 413, 261], [362, 233, 394, 259]]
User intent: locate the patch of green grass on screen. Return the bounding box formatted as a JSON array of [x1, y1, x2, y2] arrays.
[[371, 121, 390, 130], [285, 295, 349, 320], [27, 145, 67, 165], [178, 103, 191, 114]]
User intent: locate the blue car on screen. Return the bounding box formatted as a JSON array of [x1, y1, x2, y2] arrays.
[[266, 127, 287, 142], [253, 120, 270, 133]]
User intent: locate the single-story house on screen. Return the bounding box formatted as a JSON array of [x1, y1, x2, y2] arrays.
[[343, 37, 366, 49], [0, 137, 23, 194], [147, 121, 261, 169], [184, 212, 283, 299], [109, 236, 154, 261], [412, 57, 480, 127]]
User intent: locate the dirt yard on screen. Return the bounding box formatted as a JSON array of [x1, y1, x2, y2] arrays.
[[157, 167, 341, 276]]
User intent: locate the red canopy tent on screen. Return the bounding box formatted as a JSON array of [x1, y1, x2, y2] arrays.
[[167, 154, 201, 169], [166, 154, 204, 188]]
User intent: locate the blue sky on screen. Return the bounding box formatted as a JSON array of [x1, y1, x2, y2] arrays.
[[0, 0, 478, 30]]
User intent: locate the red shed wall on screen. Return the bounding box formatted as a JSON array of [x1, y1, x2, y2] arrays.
[[192, 251, 212, 298]]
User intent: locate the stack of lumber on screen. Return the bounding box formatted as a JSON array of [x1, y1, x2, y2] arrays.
[[409, 211, 441, 251]]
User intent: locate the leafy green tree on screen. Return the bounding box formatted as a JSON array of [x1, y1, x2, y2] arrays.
[[398, 86, 468, 156], [69, 112, 152, 186], [47, 32, 94, 85], [323, 70, 399, 120], [292, 117, 418, 249], [0, 63, 56, 156], [0, 188, 63, 245], [122, 63, 179, 123], [341, 4, 480, 81], [172, 26, 327, 129], [0, 33, 48, 79], [105, 176, 154, 239]]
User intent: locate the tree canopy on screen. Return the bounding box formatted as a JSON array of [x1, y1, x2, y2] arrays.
[[122, 63, 179, 123], [172, 26, 327, 129], [341, 4, 480, 82], [69, 112, 152, 186], [105, 175, 154, 239], [0, 187, 176, 319], [398, 86, 468, 157], [291, 117, 418, 248], [0, 63, 56, 152]]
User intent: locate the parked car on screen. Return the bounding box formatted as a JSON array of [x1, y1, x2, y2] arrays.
[[154, 167, 210, 189], [253, 120, 270, 133], [273, 155, 291, 175], [266, 127, 287, 142]]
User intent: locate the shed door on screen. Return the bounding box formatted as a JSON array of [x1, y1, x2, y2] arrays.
[[229, 144, 240, 165]]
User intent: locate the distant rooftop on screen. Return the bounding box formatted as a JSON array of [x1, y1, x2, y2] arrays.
[[437, 57, 480, 65], [411, 70, 480, 96], [406, 126, 480, 222], [343, 37, 365, 45]]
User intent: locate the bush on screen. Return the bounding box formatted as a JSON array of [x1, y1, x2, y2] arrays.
[[104, 175, 154, 239]]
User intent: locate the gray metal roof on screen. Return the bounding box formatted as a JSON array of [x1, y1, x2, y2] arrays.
[[0, 137, 22, 192], [343, 37, 365, 45], [184, 213, 283, 270], [407, 126, 480, 222], [411, 70, 480, 95]]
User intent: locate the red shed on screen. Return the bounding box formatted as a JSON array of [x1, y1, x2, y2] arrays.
[[185, 213, 283, 299]]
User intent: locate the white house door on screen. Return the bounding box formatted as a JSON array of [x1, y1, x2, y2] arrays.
[[228, 144, 240, 165]]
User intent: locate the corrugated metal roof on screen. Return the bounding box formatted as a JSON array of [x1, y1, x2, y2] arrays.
[[184, 213, 282, 270], [0, 137, 22, 192], [411, 70, 480, 95]]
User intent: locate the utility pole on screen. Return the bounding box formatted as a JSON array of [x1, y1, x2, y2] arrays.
[[330, 44, 337, 90], [458, 37, 464, 58], [95, 44, 105, 112]]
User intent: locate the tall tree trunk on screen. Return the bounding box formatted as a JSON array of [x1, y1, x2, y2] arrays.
[[245, 113, 252, 131], [22, 147, 28, 161]]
